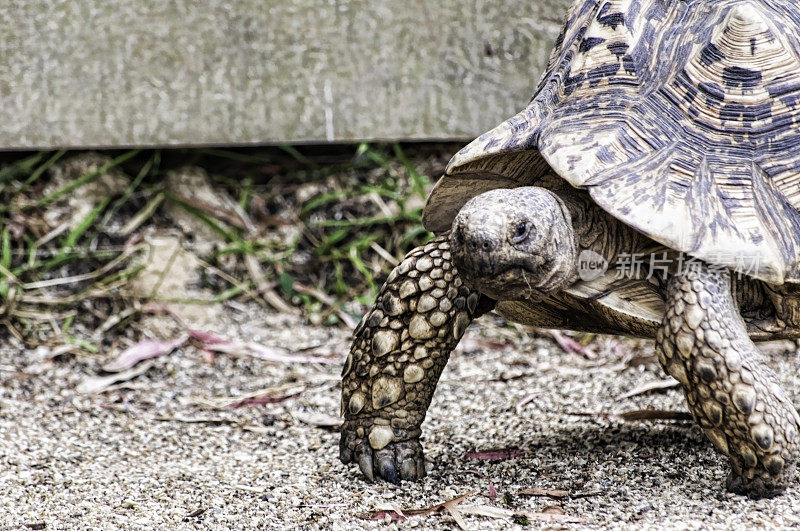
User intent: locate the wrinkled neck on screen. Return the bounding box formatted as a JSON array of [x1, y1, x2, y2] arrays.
[[549, 185, 646, 267]]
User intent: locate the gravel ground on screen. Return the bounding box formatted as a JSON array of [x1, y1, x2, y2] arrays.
[[2, 305, 799, 530]]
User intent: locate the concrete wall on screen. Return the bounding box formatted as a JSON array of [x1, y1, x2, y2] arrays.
[[1, 1, 571, 148]]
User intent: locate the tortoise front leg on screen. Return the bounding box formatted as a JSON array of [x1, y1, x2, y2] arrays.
[[339, 235, 494, 483], [657, 264, 800, 498]]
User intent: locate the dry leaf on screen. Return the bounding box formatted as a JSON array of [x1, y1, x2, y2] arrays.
[[184, 507, 206, 519], [523, 511, 585, 523], [465, 448, 525, 461], [242, 343, 333, 364], [292, 282, 357, 329], [102, 335, 188, 372], [519, 487, 570, 498], [618, 379, 679, 400], [188, 330, 333, 364], [244, 254, 298, 315], [193, 383, 306, 409], [568, 409, 693, 422], [364, 490, 476, 529], [516, 391, 543, 412], [459, 505, 509, 519], [369, 511, 407, 522], [618, 409, 693, 422], [542, 329, 597, 359], [458, 337, 509, 353], [188, 329, 226, 345], [77, 361, 155, 394], [458, 505, 586, 524], [519, 487, 601, 499], [444, 502, 468, 530], [154, 416, 237, 425], [241, 425, 273, 434], [292, 410, 342, 429]]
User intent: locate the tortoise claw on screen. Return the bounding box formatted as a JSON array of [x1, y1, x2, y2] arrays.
[[339, 422, 426, 483], [376, 450, 399, 483], [338, 434, 353, 464], [358, 450, 375, 482], [400, 457, 417, 481]]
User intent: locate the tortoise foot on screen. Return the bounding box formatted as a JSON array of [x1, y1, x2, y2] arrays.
[[339, 422, 425, 483], [725, 462, 795, 499]]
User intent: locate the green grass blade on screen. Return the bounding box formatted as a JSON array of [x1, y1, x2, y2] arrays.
[[279, 145, 316, 167], [0, 152, 46, 184], [164, 193, 243, 243], [211, 284, 247, 303], [22, 150, 67, 187], [98, 154, 155, 232], [1, 228, 10, 270], [37, 149, 141, 207], [238, 176, 252, 211], [300, 190, 350, 217], [394, 143, 430, 200], [63, 198, 112, 249]]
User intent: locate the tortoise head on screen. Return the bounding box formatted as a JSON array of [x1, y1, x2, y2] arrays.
[[450, 186, 578, 302]]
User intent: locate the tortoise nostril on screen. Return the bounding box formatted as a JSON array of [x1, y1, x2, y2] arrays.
[[467, 237, 493, 253]]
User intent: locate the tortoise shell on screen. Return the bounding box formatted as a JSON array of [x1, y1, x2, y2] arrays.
[[424, 0, 800, 284]]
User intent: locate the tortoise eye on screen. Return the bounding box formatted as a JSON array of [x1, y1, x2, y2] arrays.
[[512, 222, 529, 242]]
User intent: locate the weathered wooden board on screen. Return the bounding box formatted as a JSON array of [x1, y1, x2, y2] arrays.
[[1, 1, 571, 148]]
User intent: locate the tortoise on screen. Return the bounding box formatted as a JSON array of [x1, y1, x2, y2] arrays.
[[339, 0, 800, 498]]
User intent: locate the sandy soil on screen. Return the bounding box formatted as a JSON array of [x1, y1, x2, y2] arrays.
[[2, 304, 799, 530]]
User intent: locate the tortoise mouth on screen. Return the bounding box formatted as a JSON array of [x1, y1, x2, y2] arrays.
[[458, 264, 549, 302]]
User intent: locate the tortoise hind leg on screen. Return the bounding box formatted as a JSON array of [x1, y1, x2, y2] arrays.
[[657, 263, 800, 498], [339, 234, 494, 482]]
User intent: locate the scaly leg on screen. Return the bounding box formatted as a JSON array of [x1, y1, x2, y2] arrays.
[[657, 264, 800, 498], [339, 235, 494, 482]]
